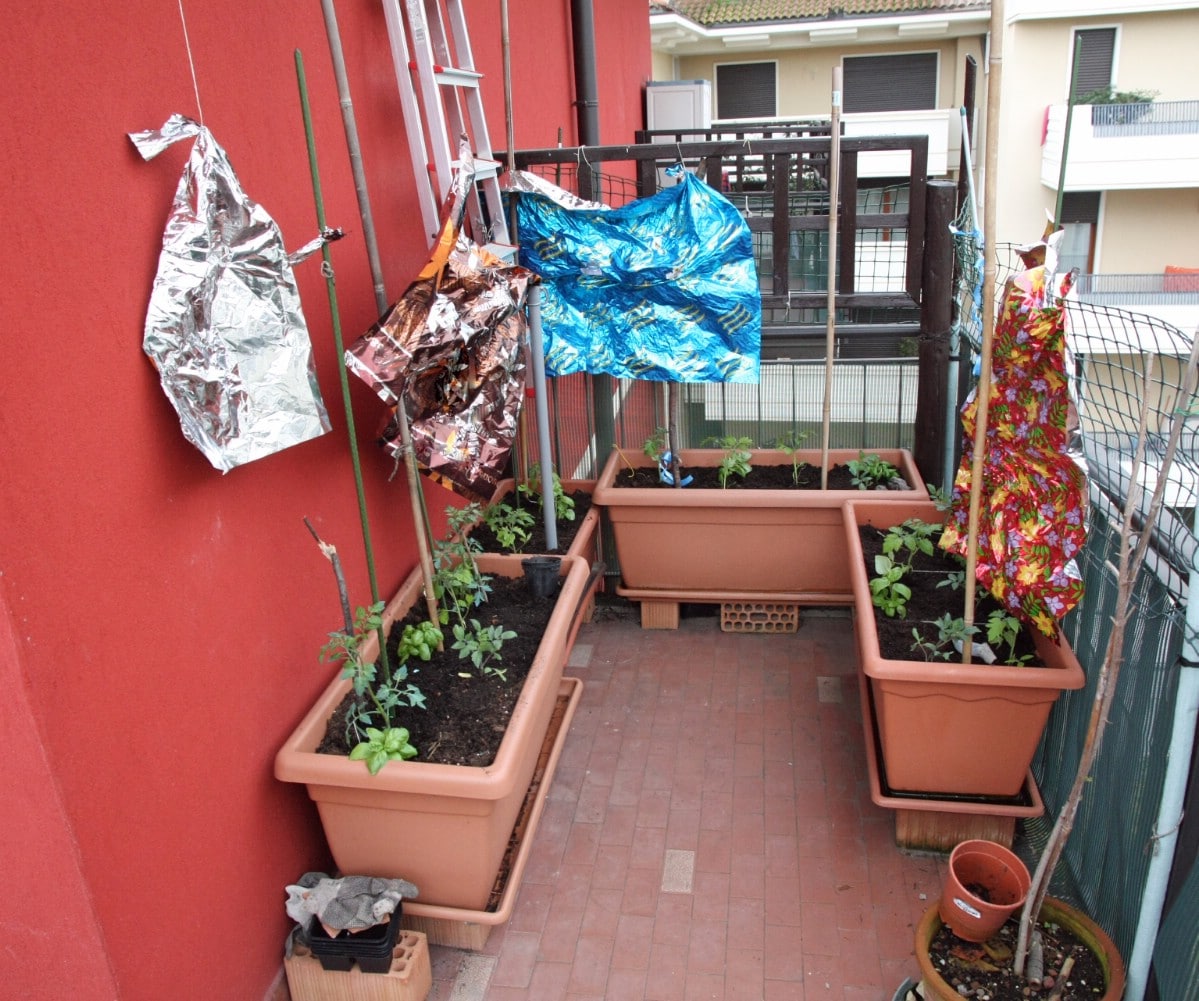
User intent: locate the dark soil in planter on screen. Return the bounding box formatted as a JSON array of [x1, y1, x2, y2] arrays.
[[613, 462, 878, 490], [468, 490, 594, 554], [316, 576, 570, 767], [857, 524, 1041, 665], [927, 914, 1109, 1001]]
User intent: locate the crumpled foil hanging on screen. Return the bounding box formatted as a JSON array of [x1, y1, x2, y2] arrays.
[[512, 164, 761, 383], [346, 149, 532, 501], [940, 233, 1087, 636], [130, 114, 331, 472]]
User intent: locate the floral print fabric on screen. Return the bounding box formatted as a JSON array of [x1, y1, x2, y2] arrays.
[[940, 252, 1086, 637]]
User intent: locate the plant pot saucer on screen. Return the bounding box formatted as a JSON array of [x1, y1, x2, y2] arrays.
[[399, 676, 582, 949]]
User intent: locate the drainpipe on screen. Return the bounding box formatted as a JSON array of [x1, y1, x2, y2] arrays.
[[1124, 566, 1199, 1001], [569, 0, 614, 471]]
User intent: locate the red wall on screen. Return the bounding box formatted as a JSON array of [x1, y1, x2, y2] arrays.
[[0, 3, 648, 998]]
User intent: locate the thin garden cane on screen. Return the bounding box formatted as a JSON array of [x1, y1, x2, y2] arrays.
[[960, 0, 1005, 662], [317, 0, 442, 639], [1014, 333, 1199, 977], [819, 67, 842, 489], [295, 50, 392, 673]]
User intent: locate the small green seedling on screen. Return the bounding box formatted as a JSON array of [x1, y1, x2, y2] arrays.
[[433, 503, 493, 625], [518, 462, 576, 523], [869, 554, 912, 618], [911, 613, 979, 661], [847, 451, 900, 490], [775, 429, 810, 484], [704, 434, 754, 487], [349, 726, 418, 775], [881, 518, 938, 571], [483, 501, 535, 551], [986, 610, 1034, 665], [451, 619, 517, 679], [643, 427, 668, 464]]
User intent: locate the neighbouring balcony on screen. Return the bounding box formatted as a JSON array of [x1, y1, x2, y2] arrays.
[[1041, 99, 1199, 191], [1073, 271, 1199, 333]]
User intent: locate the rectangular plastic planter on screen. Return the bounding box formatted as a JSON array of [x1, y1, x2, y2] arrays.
[[842, 498, 1086, 798], [275, 554, 590, 912], [593, 447, 926, 603]]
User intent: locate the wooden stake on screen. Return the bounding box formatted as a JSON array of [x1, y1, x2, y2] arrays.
[[960, 0, 1004, 660], [820, 67, 842, 489]]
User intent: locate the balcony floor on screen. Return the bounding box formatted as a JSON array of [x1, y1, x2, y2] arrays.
[[423, 600, 947, 1000]]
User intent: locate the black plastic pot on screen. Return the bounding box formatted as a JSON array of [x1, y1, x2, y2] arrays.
[[521, 556, 562, 598], [305, 904, 402, 974]]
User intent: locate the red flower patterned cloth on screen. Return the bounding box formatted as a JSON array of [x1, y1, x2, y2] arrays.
[[940, 251, 1086, 637]]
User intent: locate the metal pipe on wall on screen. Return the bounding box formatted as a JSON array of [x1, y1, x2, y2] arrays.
[[568, 0, 613, 470]]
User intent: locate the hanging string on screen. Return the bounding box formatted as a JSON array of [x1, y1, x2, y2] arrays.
[[177, 0, 205, 126]]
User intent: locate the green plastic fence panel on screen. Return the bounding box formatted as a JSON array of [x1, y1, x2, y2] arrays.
[[1028, 501, 1185, 963]]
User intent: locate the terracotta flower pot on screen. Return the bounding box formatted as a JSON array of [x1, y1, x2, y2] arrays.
[[275, 554, 590, 912], [593, 447, 925, 602], [842, 498, 1085, 797], [915, 897, 1126, 1001], [939, 839, 1031, 942]]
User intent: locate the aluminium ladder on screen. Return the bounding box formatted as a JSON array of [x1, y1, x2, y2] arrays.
[[380, 0, 510, 255]]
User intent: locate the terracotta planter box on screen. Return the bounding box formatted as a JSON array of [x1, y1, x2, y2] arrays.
[[842, 498, 1086, 798], [592, 447, 925, 602], [275, 554, 590, 912]]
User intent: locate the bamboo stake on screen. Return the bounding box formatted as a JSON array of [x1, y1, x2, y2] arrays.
[[295, 49, 392, 672], [820, 67, 842, 489], [318, 0, 440, 635], [960, 0, 1005, 662]]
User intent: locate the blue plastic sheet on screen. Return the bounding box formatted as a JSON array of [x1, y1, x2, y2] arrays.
[[514, 169, 760, 383]]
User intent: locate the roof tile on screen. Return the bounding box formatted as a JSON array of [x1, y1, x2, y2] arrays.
[[659, 0, 986, 25]]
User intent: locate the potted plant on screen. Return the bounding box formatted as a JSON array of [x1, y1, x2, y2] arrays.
[[275, 511, 594, 914], [915, 895, 1125, 1001], [843, 496, 1085, 798], [592, 430, 927, 621]]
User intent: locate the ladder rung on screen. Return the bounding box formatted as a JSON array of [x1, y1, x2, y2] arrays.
[[452, 157, 501, 179], [433, 66, 482, 88]]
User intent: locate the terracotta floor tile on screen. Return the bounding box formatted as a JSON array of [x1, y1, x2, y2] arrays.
[[568, 934, 615, 995], [763, 920, 806, 981], [580, 887, 624, 940], [725, 946, 766, 1000], [690, 870, 730, 924], [623, 865, 662, 917], [525, 959, 572, 1000], [644, 941, 689, 1001], [563, 820, 601, 865], [591, 843, 633, 891], [489, 929, 540, 989], [800, 899, 843, 957], [651, 891, 694, 947], [630, 824, 669, 868], [612, 912, 655, 970], [726, 896, 765, 951], [606, 966, 650, 997]]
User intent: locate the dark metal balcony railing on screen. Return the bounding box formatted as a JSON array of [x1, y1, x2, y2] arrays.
[[1074, 272, 1199, 306], [1089, 99, 1199, 137]]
